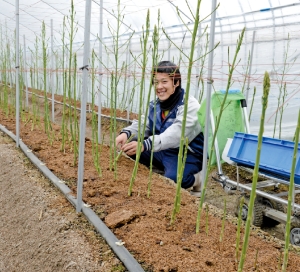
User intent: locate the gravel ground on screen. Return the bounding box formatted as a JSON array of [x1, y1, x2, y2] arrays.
[[0, 131, 125, 272]]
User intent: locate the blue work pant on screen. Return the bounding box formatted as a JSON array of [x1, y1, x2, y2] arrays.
[[132, 149, 203, 189]]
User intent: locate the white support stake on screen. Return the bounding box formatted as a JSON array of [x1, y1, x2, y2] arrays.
[[201, 0, 217, 191], [15, 0, 20, 148], [77, 0, 92, 213]]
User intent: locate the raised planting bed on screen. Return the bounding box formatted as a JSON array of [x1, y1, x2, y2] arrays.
[[1, 89, 300, 271]]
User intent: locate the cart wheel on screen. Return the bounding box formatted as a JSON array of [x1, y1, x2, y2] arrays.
[[262, 197, 285, 227], [290, 228, 300, 246], [235, 195, 264, 227]]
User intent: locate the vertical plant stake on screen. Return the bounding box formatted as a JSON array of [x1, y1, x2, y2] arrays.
[[238, 71, 270, 272]]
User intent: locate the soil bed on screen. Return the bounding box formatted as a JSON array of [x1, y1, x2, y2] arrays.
[[1, 89, 300, 271]]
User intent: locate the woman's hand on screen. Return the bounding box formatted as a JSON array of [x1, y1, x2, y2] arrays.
[[121, 141, 144, 156], [116, 133, 128, 151]]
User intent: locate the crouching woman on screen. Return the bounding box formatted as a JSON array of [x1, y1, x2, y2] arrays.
[[116, 61, 204, 195]]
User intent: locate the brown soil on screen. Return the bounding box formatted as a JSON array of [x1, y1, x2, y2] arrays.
[[1, 89, 300, 271]]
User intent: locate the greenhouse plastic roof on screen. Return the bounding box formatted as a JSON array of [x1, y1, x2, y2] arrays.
[[0, 0, 300, 46], [0, 0, 299, 139]]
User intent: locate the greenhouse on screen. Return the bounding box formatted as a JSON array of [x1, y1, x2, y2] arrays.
[[0, 0, 300, 271]]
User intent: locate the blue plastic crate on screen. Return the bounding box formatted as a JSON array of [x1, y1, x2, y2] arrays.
[[227, 132, 300, 184]]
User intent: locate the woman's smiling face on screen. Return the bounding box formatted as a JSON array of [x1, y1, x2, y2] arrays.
[[153, 73, 177, 101]]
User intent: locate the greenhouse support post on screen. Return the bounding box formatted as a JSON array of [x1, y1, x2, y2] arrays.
[[245, 30, 256, 105], [98, 0, 103, 143], [15, 0, 20, 148], [23, 35, 29, 109], [201, 0, 217, 190], [51, 19, 55, 122], [77, 0, 92, 213]]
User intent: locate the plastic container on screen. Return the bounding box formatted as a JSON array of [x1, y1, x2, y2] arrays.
[[222, 138, 235, 165], [227, 132, 300, 184]]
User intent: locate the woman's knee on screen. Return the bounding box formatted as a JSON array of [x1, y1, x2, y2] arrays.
[[164, 171, 194, 189], [164, 171, 177, 183]]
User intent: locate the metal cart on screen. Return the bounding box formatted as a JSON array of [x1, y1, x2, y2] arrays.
[[205, 90, 300, 246]]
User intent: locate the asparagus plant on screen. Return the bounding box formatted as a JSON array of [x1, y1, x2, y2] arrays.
[[147, 18, 161, 198], [279, 82, 288, 139], [196, 27, 245, 233], [248, 86, 256, 122], [91, 50, 101, 175], [205, 203, 209, 236], [60, 16, 67, 152], [219, 198, 227, 242], [104, 0, 134, 176], [241, 51, 251, 94], [72, 52, 79, 161], [253, 249, 259, 271], [169, 0, 203, 224], [128, 9, 151, 195], [282, 109, 300, 271], [238, 71, 271, 272], [33, 36, 39, 90], [197, 31, 209, 104], [115, 134, 135, 162], [272, 34, 298, 139], [235, 196, 244, 262], [41, 21, 52, 138], [67, 0, 79, 155]]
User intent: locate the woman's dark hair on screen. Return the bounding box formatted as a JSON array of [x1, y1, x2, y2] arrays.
[[152, 61, 181, 90]]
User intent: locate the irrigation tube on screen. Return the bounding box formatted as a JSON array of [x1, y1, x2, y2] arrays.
[[0, 123, 145, 272]]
